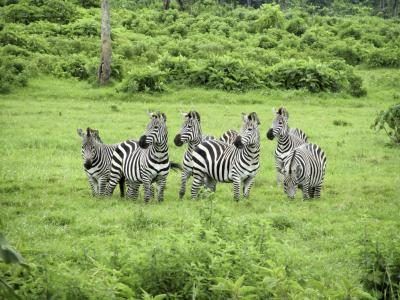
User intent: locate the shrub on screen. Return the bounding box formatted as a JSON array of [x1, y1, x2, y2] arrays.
[[119, 67, 166, 93], [55, 55, 89, 80], [0, 44, 30, 57], [75, 0, 99, 8], [67, 18, 99, 37], [258, 35, 278, 49], [360, 239, 400, 298], [329, 41, 364, 66], [40, 0, 77, 24], [286, 18, 307, 36], [2, 3, 40, 24], [157, 54, 193, 82], [255, 4, 285, 32], [367, 48, 400, 68], [265, 59, 366, 96], [189, 56, 263, 92], [372, 103, 400, 144], [0, 56, 29, 93], [339, 25, 362, 40]]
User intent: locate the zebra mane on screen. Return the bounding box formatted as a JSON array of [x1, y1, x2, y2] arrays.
[[277, 107, 289, 119], [151, 111, 167, 121], [247, 112, 260, 125], [186, 111, 200, 121]]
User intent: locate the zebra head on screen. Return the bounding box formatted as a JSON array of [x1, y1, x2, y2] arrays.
[[234, 112, 260, 149], [174, 111, 202, 147], [139, 112, 168, 149], [266, 107, 289, 140], [77, 128, 101, 169], [283, 150, 301, 198]]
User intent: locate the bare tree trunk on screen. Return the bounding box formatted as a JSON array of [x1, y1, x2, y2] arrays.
[[393, 0, 399, 16], [247, 0, 251, 7], [177, 0, 185, 10], [163, 0, 170, 10], [98, 0, 111, 85]]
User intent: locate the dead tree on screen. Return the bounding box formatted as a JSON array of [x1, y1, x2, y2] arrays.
[[98, 0, 112, 85]]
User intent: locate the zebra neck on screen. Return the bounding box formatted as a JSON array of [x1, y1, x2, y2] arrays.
[[188, 137, 202, 152], [277, 134, 291, 148], [150, 140, 169, 158]]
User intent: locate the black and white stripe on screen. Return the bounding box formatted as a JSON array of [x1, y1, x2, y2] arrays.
[[282, 143, 327, 199], [191, 112, 261, 201], [106, 112, 171, 202], [174, 111, 239, 199], [77, 128, 125, 197], [266, 107, 308, 185]]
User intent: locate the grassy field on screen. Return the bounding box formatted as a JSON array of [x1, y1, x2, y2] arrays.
[[0, 69, 399, 298]]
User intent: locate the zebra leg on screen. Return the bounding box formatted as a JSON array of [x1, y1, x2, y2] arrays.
[[119, 176, 125, 198], [276, 159, 284, 186], [156, 175, 167, 202], [204, 175, 216, 192], [143, 179, 153, 203], [179, 169, 191, 199], [232, 178, 241, 201], [301, 183, 311, 200], [126, 182, 140, 200], [106, 171, 122, 197], [243, 176, 256, 199], [88, 176, 98, 197], [98, 176, 108, 197], [313, 185, 322, 198], [191, 171, 204, 199]]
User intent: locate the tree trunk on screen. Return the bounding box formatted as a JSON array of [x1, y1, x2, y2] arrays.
[[393, 0, 399, 16], [247, 0, 251, 7], [177, 0, 185, 10], [163, 0, 170, 10], [98, 0, 111, 85]]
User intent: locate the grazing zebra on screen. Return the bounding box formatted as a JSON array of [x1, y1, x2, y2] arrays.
[[174, 111, 239, 199], [77, 128, 125, 197], [282, 143, 327, 199], [191, 112, 261, 201], [266, 107, 308, 185], [106, 112, 177, 202]]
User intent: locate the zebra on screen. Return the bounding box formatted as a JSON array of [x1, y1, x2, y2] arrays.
[[266, 107, 309, 185], [174, 111, 240, 199], [106, 112, 178, 202], [191, 112, 261, 201], [282, 143, 327, 199], [77, 128, 125, 197]]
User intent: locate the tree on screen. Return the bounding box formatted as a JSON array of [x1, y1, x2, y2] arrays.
[[98, 0, 112, 85]]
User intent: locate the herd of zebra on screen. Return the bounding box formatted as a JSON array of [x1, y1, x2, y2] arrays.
[[77, 107, 327, 202]]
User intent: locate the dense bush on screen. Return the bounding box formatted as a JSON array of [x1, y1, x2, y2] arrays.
[[119, 67, 166, 93], [328, 41, 365, 66], [286, 18, 307, 36], [367, 48, 400, 68], [157, 54, 193, 82], [55, 55, 89, 80], [265, 59, 366, 96], [372, 103, 400, 144], [0, 56, 29, 93], [189, 56, 263, 92], [361, 239, 400, 298], [255, 4, 285, 32]]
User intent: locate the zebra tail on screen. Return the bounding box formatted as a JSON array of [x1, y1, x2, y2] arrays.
[[119, 176, 125, 198], [170, 161, 182, 171]]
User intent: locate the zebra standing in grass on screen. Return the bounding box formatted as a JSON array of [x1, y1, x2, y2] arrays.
[[106, 112, 177, 202], [191, 112, 260, 201], [77, 128, 125, 197], [266, 107, 309, 185], [282, 143, 327, 199], [174, 111, 239, 199]]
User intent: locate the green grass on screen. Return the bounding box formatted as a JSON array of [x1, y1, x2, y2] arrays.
[[0, 69, 399, 299]]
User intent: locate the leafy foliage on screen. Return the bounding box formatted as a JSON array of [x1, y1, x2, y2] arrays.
[[0, 56, 28, 93], [119, 67, 166, 93], [372, 103, 400, 144]]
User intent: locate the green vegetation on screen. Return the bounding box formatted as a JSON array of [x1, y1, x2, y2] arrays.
[[372, 103, 400, 145], [1, 0, 400, 298], [0, 69, 399, 298], [1, 0, 400, 95]]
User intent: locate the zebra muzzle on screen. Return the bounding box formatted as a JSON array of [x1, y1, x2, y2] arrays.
[[174, 134, 184, 147], [84, 160, 92, 169], [233, 136, 244, 149], [139, 135, 150, 149], [266, 128, 274, 140]]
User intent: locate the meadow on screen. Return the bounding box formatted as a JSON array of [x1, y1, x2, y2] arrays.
[[1, 0, 400, 298], [0, 68, 399, 298]]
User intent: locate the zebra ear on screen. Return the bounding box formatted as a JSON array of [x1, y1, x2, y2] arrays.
[[241, 113, 248, 122], [77, 128, 84, 137], [161, 113, 167, 122], [147, 111, 154, 118], [272, 107, 277, 114]]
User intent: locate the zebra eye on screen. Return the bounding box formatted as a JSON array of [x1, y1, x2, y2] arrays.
[[248, 128, 253, 131], [278, 121, 283, 125], [154, 126, 159, 129]]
